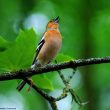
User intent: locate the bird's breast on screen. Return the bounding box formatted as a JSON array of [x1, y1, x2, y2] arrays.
[[38, 35, 62, 65]]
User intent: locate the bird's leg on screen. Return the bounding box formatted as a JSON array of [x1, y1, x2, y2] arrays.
[[26, 78, 34, 92]]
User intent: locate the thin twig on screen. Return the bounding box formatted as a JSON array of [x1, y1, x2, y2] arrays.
[[57, 67, 84, 106], [67, 68, 76, 83], [49, 101, 58, 110]]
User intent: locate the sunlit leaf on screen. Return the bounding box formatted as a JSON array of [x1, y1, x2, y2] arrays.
[[55, 53, 73, 63], [0, 29, 37, 72]]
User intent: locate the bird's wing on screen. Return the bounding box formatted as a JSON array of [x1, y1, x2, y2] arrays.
[[32, 36, 45, 65]]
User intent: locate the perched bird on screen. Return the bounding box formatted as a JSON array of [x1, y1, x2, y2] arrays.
[[16, 16, 62, 91]]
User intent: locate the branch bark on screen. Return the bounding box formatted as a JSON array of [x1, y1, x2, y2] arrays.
[[0, 56, 110, 81]]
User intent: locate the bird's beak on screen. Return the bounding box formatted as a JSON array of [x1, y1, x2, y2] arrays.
[[54, 16, 60, 23]]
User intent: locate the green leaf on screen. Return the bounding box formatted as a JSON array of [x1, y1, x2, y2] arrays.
[[55, 53, 73, 63], [0, 37, 14, 72], [32, 74, 54, 90], [10, 29, 38, 70], [0, 29, 37, 72]]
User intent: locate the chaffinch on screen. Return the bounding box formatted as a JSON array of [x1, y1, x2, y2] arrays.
[[17, 16, 62, 91]]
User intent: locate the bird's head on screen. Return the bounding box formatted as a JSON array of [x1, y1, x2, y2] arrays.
[[46, 16, 60, 30]]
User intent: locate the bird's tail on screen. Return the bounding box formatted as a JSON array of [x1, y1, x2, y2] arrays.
[[16, 80, 26, 91]]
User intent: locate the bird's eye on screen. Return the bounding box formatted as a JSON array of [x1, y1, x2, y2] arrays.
[[49, 20, 53, 22]]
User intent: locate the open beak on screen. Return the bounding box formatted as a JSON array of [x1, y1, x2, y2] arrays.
[[54, 16, 60, 23]]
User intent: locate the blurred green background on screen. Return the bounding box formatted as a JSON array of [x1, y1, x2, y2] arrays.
[[0, 0, 110, 110]]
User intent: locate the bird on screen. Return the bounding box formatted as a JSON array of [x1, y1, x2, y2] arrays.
[[16, 16, 62, 91]]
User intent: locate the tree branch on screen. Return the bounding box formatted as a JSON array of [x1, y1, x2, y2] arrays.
[[0, 56, 110, 81], [0, 56, 110, 110]]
